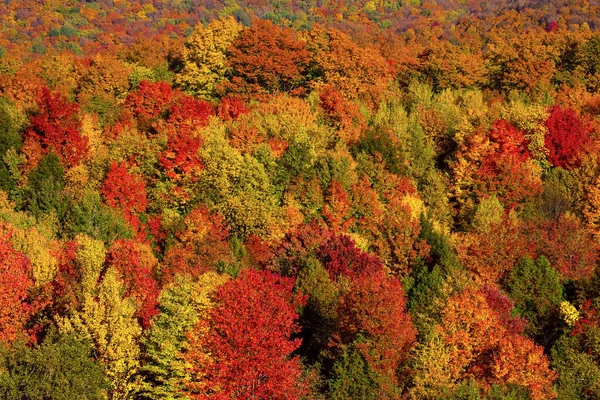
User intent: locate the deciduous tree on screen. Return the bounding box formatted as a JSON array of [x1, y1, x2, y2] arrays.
[[544, 106, 592, 170], [177, 17, 243, 98], [225, 19, 311, 98], [0, 232, 35, 345], [25, 87, 88, 168], [185, 269, 308, 399]]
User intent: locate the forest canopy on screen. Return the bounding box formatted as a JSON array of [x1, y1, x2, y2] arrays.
[[2, 0, 600, 398]]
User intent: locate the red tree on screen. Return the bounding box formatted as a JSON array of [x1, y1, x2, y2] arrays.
[[475, 120, 541, 206], [545, 106, 592, 170], [106, 239, 160, 329], [0, 233, 35, 345], [101, 162, 148, 230], [124, 80, 175, 126], [185, 269, 308, 399], [167, 94, 213, 129], [25, 87, 89, 167], [316, 233, 382, 279], [158, 94, 211, 182], [158, 127, 204, 182]]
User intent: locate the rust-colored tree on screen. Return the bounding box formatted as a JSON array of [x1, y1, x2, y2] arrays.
[[306, 25, 392, 106], [372, 190, 430, 276], [437, 286, 557, 400], [269, 221, 331, 277], [319, 85, 367, 145], [455, 218, 536, 284], [334, 268, 417, 390], [322, 180, 355, 234], [162, 206, 232, 283], [217, 96, 249, 121], [48, 240, 80, 317], [224, 19, 311, 98], [527, 214, 598, 280]]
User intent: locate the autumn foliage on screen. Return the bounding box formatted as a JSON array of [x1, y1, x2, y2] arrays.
[[25, 87, 88, 168], [0, 233, 35, 345], [225, 19, 311, 97], [185, 269, 307, 399], [437, 287, 557, 400], [3, 4, 600, 398], [544, 106, 592, 169], [106, 239, 160, 329], [101, 162, 148, 229], [162, 206, 232, 282], [335, 269, 417, 388]]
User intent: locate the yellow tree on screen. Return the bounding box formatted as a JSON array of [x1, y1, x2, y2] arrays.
[[583, 174, 600, 239], [0, 192, 59, 286], [139, 272, 229, 399], [75, 54, 132, 104], [499, 100, 550, 170], [197, 125, 281, 238], [176, 17, 243, 99], [58, 234, 142, 400], [9, 226, 58, 285]]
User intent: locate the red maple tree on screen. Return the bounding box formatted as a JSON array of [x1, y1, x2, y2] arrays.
[[26, 87, 89, 167], [185, 269, 308, 399], [545, 106, 592, 169], [0, 233, 36, 345], [101, 162, 148, 230]]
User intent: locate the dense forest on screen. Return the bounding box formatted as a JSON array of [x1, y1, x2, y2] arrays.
[[3, 0, 600, 399]]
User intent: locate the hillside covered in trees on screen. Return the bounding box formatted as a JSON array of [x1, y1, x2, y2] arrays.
[[3, 1, 600, 399]]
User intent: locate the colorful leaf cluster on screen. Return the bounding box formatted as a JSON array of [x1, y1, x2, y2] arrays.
[[3, 4, 600, 399]]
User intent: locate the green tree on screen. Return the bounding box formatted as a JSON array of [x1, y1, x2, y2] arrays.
[[0, 333, 107, 400], [25, 153, 68, 219], [139, 272, 229, 400], [551, 336, 600, 400], [506, 256, 564, 348], [329, 344, 394, 400], [0, 97, 25, 193], [295, 256, 338, 364], [63, 190, 132, 242]]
